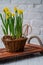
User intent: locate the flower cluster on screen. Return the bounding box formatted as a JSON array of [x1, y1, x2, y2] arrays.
[[0, 7, 23, 38], [3, 7, 15, 19]]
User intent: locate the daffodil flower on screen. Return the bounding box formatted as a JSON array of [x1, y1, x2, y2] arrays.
[[18, 9, 23, 14], [11, 13, 15, 17], [6, 11, 11, 18], [3, 7, 9, 13], [14, 7, 17, 12]]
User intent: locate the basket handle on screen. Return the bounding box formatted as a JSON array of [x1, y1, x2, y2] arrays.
[[22, 24, 32, 37], [28, 35, 43, 46]]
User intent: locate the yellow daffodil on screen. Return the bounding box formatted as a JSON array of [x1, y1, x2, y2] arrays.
[[14, 7, 17, 12], [12, 13, 15, 17], [18, 9, 23, 14], [6, 15, 9, 19], [3, 7, 9, 13], [6, 11, 11, 17]]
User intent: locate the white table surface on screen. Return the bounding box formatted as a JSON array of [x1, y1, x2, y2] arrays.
[[0, 55, 43, 65]]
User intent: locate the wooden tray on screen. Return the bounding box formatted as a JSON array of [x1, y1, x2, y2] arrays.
[[0, 44, 43, 62]]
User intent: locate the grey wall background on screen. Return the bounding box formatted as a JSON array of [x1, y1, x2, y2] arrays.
[[0, 0, 43, 48]]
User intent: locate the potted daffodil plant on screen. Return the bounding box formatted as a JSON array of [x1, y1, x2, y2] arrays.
[[0, 7, 27, 52]]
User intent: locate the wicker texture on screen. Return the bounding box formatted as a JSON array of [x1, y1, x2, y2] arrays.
[[2, 36, 27, 52]]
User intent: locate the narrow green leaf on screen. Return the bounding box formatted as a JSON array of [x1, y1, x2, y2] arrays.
[[1, 26, 7, 35]]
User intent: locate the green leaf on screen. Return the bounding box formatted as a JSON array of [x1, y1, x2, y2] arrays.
[[0, 13, 6, 28], [8, 17, 15, 37], [1, 26, 7, 35], [15, 15, 22, 38]]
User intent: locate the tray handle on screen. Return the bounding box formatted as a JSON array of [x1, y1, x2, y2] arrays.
[[28, 35, 43, 46], [22, 24, 32, 37]]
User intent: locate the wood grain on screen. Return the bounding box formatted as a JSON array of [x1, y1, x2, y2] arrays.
[[0, 44, 43, 61]]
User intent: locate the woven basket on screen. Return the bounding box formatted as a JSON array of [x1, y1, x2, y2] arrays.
[[2, 36, 27, 52]]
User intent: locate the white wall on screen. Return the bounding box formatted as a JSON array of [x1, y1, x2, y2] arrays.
[[0, 0, 43, 48]]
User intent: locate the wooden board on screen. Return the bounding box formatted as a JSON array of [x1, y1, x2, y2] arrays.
[[0, 44, 43, 61]]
